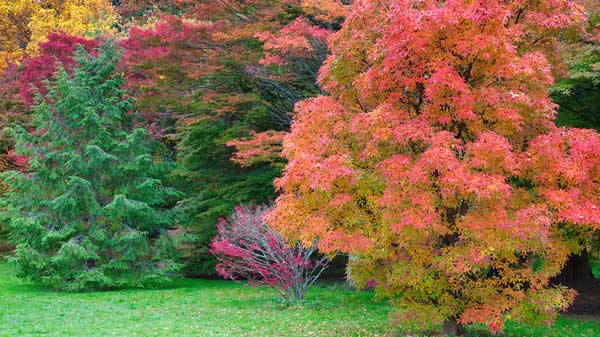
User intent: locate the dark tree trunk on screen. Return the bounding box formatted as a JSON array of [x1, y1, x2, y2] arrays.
[[554, 249, 595, 286], [553, 249, 600, 315], [0, 239, 14, 254], [442, 317, 465, 336]]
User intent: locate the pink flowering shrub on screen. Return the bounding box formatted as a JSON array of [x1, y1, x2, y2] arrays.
[[210, 204, 329, 304]]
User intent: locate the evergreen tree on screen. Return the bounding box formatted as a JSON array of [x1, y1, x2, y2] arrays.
[[0, 42, 181, 291]]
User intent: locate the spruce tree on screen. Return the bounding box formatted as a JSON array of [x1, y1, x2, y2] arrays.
[[1, 42, 181, 291]]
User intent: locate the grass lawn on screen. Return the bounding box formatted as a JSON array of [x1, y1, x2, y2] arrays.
[[1, 260, 600, 337]]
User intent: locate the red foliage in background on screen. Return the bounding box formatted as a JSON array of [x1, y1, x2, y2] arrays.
[[119, 1, 337, 160], [20, 32, 99, 107]]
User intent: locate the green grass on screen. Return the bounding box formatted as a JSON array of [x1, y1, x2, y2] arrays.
[[1, 261, 600, 337], [493, 317, 600, 337], [0, 262, 391, 337]]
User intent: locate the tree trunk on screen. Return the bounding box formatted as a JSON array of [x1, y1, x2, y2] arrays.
[[0, 239, 14, 254], [442, 317, 465, 336], [553, 249, 600, 315], [554, 249, 595, 286]]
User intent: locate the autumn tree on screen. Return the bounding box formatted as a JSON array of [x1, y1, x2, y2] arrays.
[[1, 42, 181, 291], [120, 0, 337, 275], [0, 0, 117, 70], [269, 0, 600, 334]]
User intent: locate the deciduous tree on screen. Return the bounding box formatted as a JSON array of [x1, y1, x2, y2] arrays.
[[0, 0, 117, 70], [120, 1, 335, 275], [269, 0, 599, 334]]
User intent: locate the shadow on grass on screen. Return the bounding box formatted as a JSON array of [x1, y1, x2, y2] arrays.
[[1, 269, 240, 296]]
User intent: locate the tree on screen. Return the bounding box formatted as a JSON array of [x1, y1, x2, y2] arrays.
[[0, 33, 99, 247], [269, 0, 599, 334], [120, 1, 335, 275], [0, 42, 181, 291], [0, 0, 117, 70], [210, 204, 328, 304]]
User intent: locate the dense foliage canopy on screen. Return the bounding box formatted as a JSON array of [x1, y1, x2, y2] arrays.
[[119, 0, 337, 275], [269, 0, 600, 333], [0, 0, 117, 70]]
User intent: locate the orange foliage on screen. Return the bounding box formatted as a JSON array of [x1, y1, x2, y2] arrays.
[[226, 131, 287, 167], [269, 0, 598, 333]]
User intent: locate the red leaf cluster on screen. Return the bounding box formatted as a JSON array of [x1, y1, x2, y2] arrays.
[[21, 32, 99, 107], [210, 204, 328, 303]]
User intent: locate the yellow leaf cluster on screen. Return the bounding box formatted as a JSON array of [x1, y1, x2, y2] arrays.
[[0, 0, 117, 70]]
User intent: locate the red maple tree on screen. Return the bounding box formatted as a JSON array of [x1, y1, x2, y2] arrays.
[[269, 0, 599, 334]]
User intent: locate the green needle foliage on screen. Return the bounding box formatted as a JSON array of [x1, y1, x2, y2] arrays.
[[175, 117, 281, 276], [0, 42, 182, 291]]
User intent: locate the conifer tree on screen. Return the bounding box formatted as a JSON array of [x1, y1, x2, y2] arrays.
[[1, 42, 181, 291]]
